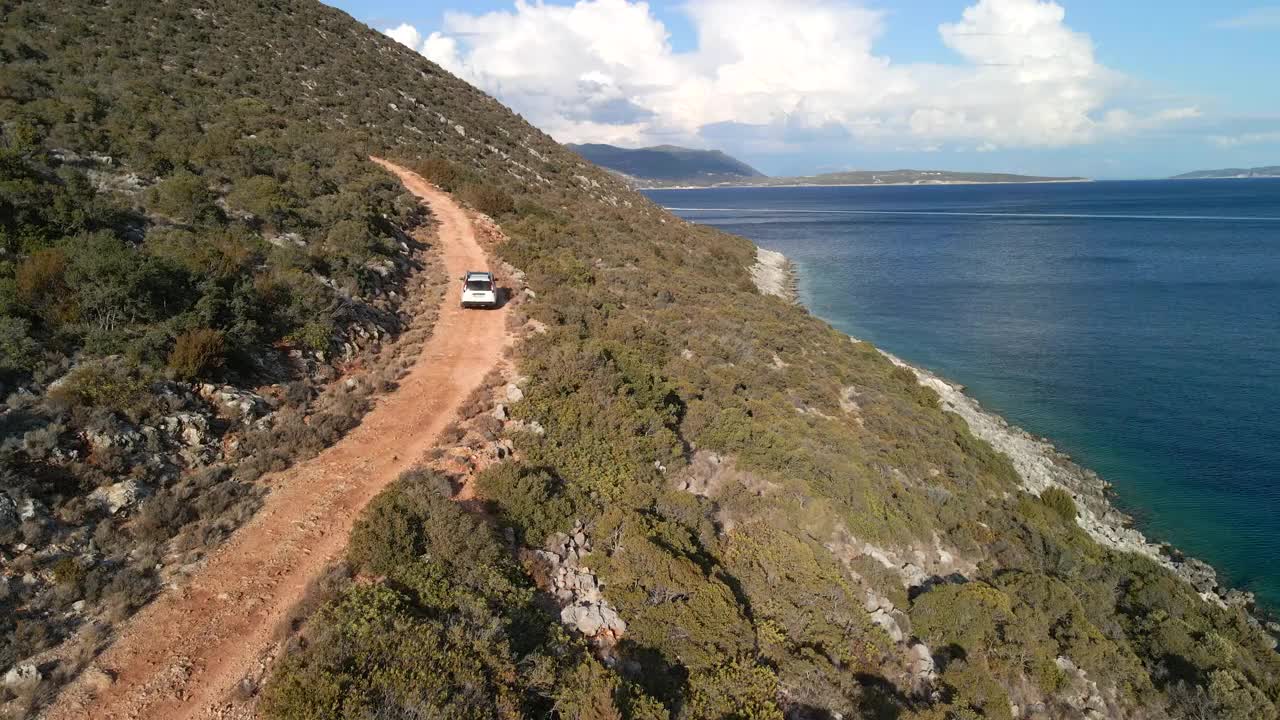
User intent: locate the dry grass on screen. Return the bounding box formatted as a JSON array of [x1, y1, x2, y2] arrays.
[[438, 422, 466, 446]]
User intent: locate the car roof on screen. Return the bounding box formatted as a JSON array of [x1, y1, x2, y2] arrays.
[[465, 271, 492, 280]]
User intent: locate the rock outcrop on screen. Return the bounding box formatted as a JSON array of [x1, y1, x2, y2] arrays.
[[533, 521, 627, 644], [87, 480, 145, 515], [2, 663, 40, 694], [196, 384, 269, 423], [749, 247, 797, 302]]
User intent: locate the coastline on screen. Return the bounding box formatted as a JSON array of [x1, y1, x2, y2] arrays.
[[752, 245, 1276, 635], [883, 353, 1254, 610], [1169, 175, 1280, 181]]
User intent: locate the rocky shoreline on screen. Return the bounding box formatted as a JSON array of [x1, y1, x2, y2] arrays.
[[883, 352, 1267, 618], [754, 247, 1276, 640]]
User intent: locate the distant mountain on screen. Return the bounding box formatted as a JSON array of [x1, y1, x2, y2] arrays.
[[1171, 166, 1280, 179], [569, 145, 1087, 187], [567, 143, 765, 186]]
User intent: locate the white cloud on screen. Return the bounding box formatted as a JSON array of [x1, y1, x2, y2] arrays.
[[383, 0, 1195, 151], [383, 22, 423, 51], [1214, 7, 1280, 29]]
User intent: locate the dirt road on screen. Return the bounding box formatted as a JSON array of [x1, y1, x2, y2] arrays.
[[44, 159, 511, 720]]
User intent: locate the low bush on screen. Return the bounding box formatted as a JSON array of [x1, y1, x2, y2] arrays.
[[263, 468, 587, 719], [475, 463, 573, 546], [685, 661, 784, 720], [460, 183, 515, 218], [0, 316, 40, 374], [287, 321, 333, 355], [167, 328, 225, 379], [414, 157, 473, 193], [146, 171, 218, 223], [472, 414, 503, 439], [1039, 486, 1078, 522], [14, 248, 71, 324], [49, 358, 155, 420], [438, 421, 465, 445], [51, 557, 87, 589]]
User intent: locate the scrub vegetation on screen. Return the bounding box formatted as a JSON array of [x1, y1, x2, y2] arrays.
[[0, 1, 438, 711], [2, 1, 1277, 719]]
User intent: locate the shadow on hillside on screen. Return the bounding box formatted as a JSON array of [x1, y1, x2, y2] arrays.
[[854, 672, 912, 719]]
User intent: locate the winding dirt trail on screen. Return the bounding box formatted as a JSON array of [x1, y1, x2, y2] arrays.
[[44, 159, 511, 720]]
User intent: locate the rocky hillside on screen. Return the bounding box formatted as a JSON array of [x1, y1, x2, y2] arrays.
[[3, 2, 1279, 719]]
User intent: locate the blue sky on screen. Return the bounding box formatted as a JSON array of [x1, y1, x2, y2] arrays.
[[326, 1, 1280, 178]]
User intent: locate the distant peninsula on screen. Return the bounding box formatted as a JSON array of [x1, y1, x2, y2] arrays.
[[572, 143, 1087, 188], [1171, 165, 1280, 180]]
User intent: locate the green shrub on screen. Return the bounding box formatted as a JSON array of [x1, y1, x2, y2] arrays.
[[52, 557, 87, 588], [460, 183, 515, 217], [147, 170, 217, 222], [414, 157, 472, 192], [553, 660, 669, 720], [261, 584, 522, 720], [1208, 669, 1279, 720], [684, 661, 784, 720], [141, 226, 265, 310], [262, 467, 561, 720], [51, 358, 154, 418], [911, 582, 1013, 656], [348, 468, 499, 582], [289, 321, 332, 353], [167, 327, 224, 379], [226, 174, 287, 224], [475, 463, 573, 546], [1040, 486, 1077, 522], [936, 659, 1014, 720], [589, 508, 755, 696], [0, 316, 39, 374]]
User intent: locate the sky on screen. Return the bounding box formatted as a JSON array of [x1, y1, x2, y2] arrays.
[[324, 0, 1280, 179]]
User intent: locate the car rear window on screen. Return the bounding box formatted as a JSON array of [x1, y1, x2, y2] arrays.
[[466, 279, 492, 291]]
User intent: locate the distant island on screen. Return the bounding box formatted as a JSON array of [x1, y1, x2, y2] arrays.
[[572, 143, 1087, 188], [732, 168, 1089, 188], [1171, 165, 1280, 180], [566, 143, 765, 186]]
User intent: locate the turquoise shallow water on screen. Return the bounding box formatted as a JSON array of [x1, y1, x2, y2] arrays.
[[647, 179, 1280, 608]]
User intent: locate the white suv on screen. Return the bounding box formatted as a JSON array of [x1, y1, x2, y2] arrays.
[[460, 271, 499, 309]]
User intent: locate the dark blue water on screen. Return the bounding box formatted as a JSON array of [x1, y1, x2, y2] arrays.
[[647, 180, 1280, 608]]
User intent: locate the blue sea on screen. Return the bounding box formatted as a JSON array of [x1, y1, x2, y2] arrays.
[[646, 180, 1280, 608]]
